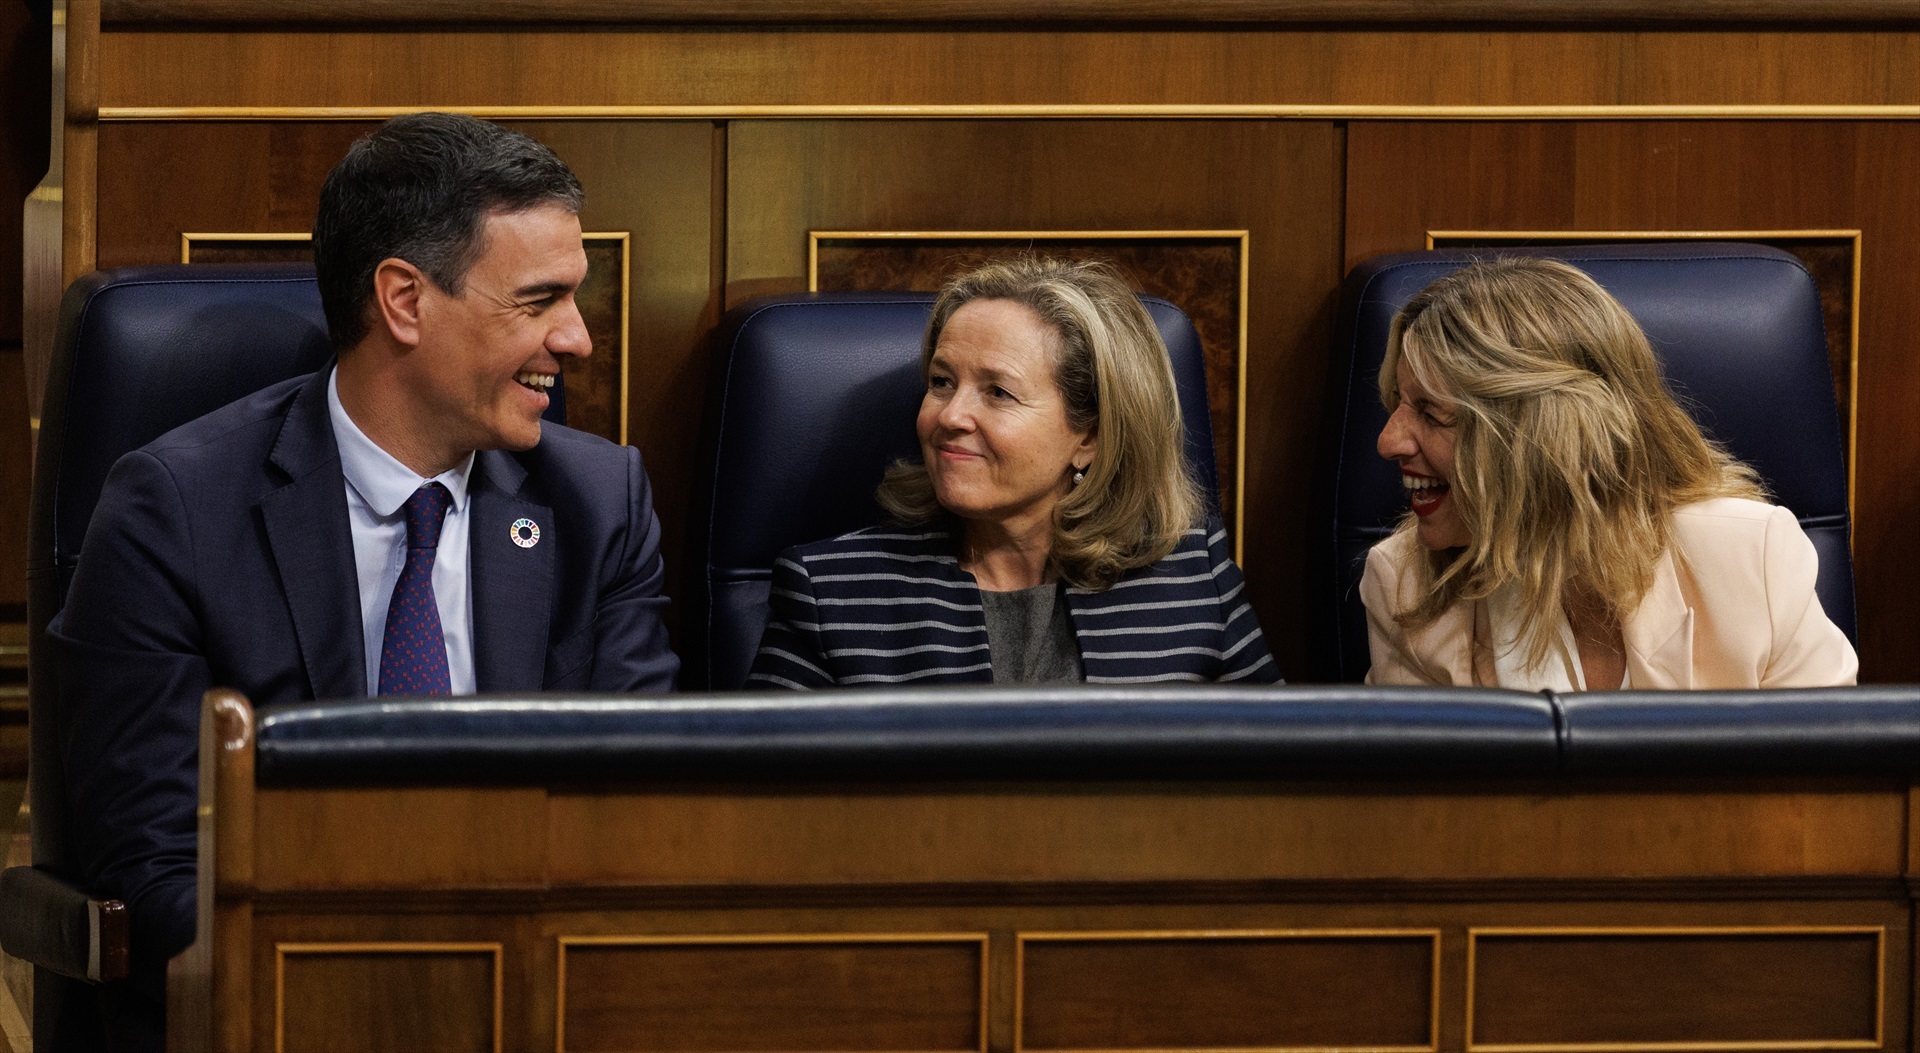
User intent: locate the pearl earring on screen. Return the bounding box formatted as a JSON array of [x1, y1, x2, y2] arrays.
[[1071, 466, 1086, 488]]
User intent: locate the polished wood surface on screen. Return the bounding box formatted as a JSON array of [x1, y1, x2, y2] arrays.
[[92, 31, 1920, 112], [1018, 932, 1436, 1050], [278, 946, 499, 1053], [1467, 929, 1883, 1048], [175, 695, 1920, 1053], [559, 937, 984, 1052], [89, 1, 1920, 26]]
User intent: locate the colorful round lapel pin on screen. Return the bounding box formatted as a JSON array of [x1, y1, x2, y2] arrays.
[[510, 518, 541, 548]]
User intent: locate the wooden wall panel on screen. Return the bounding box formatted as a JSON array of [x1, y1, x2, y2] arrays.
[[277, 944, 500, 1053], [1467, 928, 1882, 1049], [92, 120, 716, 638], [1346, 120, 1920, 681], [1017, 931, 1436, 1050], [537, 782, 1903, 886], [557, 936, 985, 1052], [93, 30, 1920, 111], [728, 119, 1340, 679]]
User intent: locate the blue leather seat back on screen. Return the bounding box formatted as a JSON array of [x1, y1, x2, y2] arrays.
[[1319, 243, 1855, 682], [686, 292, 1219, 692]]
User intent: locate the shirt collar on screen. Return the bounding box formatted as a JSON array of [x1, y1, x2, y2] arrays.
[[328, 367, 474, 518]]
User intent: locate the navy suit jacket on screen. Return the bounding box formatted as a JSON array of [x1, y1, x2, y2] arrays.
[[50, 368, 678, 982]]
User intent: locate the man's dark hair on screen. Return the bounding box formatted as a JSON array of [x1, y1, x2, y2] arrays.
[[312, 112, 585, 350]]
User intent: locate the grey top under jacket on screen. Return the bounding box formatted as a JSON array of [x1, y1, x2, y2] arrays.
[[980, 581, 1085, 684]]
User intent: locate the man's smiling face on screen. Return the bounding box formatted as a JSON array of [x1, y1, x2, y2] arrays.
[[401, 203, 591, 465]]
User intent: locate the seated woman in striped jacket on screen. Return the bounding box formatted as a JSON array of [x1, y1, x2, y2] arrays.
[[748, 257, 1280, 688]]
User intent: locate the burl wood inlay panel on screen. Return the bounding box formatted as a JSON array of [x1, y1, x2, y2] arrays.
[[1468, 928, 1882, 1050], [815, 236, 1242, 530], [558, 936, 986, 1053], [1018, 931, 1436, 1051], [277, 945, 498, 1053]]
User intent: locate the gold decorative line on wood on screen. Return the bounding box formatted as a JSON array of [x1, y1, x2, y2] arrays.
[[273, 941, 504, 1053], [554, 931, 992, 1053], [1425, 229, 1864, 523], [1463, 925, 1886, 1053], [807, 228, 1251, 565], [179, 230, 635, 445], [94, 104, 1920, 122], [1012, 927, 1442, 1053], [180, 230, 310, 263]]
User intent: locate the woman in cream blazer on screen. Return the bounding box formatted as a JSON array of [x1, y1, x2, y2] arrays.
[[1361, 258, 1856, 691]]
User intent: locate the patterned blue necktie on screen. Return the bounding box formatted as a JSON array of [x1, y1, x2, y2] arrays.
[[378, 482, 454, 696]]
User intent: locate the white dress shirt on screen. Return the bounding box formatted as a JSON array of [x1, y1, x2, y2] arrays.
[[327, 369, 476, 695]]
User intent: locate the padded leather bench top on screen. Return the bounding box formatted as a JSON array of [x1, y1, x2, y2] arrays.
[[252, 685, 1920, 785]]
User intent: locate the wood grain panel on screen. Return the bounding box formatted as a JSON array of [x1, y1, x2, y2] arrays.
[[543, 782, 1904, 886], [92, 1, 1920, 25], [1345, 120, 1920, 682], [277, 944, 500, 1053], [1018, 930, 1436, 1051], [557, 935, 985, 1053], [729, 120, 1338, 679], [94, 30, 1920, 111], [813, 233, 1244, 534], [1467, 928, 1882, 1050], [254, 787, 548, 889]]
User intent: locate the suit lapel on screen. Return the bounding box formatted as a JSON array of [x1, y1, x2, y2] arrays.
[[260, 369, 365, 700], [1625, 548, 1694, 688], [469, 450, 553, 691]]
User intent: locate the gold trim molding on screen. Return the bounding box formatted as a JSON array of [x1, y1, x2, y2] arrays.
[[273, 941, 504, 1053], [1426, 229, 1863, 520], [1013, 928, 1443, 1053], [96, 104, 1920, 123], [1463, 925, 1886, 1053], [808, 228, 1250, 564], [179, 230, 635, 445], [554, 931, 991, 1053]]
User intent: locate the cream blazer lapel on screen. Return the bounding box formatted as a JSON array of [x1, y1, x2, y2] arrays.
[[1623, 548, 1694, 688]]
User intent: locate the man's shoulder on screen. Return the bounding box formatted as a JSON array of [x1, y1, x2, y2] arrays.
[[135, 373, 313, 472]]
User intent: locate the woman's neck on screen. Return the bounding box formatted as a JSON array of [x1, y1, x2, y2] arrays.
[[961, 518, 1054, 592], [1563, 586, 1626, 691]]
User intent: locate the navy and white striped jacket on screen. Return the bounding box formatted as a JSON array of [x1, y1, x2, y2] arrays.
[[747, 521, 1280, 688]]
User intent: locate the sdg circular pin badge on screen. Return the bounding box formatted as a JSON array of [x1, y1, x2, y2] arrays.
[[510, 518, 541, 549]]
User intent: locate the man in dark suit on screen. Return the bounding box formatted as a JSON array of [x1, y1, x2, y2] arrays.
[[50, 113, 678, 1046]]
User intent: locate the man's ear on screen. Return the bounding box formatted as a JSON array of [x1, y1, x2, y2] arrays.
[[372, 257, 426, 349]]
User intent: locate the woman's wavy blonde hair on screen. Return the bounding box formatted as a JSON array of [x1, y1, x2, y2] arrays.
[[876, 256, 1203, 590], [1381, 256, 1765, 667]]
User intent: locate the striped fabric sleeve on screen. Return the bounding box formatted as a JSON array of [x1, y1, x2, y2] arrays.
[[746, 552, 837, 690], [1208, 523, 1283, 683]]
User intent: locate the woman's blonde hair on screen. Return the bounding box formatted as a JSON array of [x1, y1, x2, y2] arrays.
[[876, 256, 1203, 589], [1381, 256, 1765, 666]]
